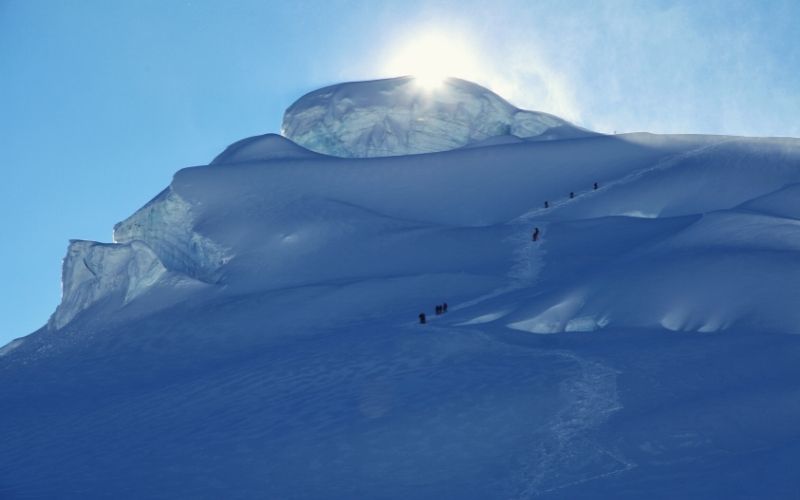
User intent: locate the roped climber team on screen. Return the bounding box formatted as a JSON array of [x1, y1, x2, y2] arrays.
[[419, 302, 448, 324], [533, 182, 600, 244], [419, 182, 599, 324]]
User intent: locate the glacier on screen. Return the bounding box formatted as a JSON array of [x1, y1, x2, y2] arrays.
[[282, 76, 594, 157], [4, 79, 800, 499]]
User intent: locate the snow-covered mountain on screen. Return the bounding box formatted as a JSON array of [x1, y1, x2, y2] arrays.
[[282, 76, 594, 157], [4, 79, 800, 499]]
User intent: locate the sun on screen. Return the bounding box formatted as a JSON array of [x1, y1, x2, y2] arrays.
[[383, 31, 484, 90]]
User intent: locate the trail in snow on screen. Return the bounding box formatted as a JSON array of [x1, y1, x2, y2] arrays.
[[516, 138, 740, 223], [453, 141, 734, 321], [407, 321, 631, 499]]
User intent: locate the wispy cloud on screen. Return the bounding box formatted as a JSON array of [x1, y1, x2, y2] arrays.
[[345, 0, 800, 137]]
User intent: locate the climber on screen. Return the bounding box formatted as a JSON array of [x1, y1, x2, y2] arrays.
[[570, 191, 575, 199], [435, 305, 443, 315], [544, 200, 549, 209], [442, 302, 448, 313], [593, 182, 599, 190], [419, 312, 426, 324], [532, 227, 540, 242]]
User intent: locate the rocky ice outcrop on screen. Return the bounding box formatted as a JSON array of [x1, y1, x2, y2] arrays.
[[113, 188, 229, 282], [281, 76, 593, 158], [49, 240, 167, 329]]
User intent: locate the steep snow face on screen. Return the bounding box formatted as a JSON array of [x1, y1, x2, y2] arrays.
[[50, 240, 166, 329], [282, 76, 591, 157], [113, 188, 229, 283]]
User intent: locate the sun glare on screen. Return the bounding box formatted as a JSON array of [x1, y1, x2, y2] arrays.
[[383, 31, 483, 90]]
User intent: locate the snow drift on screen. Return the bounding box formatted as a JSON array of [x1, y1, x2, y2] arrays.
[[210, 133, 323, 164]]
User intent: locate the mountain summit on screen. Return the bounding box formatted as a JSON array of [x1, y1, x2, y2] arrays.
[[282, 76, 593, 157], [5, 76, 800, 499]]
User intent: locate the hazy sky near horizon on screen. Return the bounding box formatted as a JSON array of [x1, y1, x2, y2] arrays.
[[1, 0, 799, 344]]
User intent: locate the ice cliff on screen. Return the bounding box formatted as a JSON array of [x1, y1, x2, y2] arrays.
[[112, 188, 229, 282], [50, 187, 229, 329], [50, 240, 166, 329], [281, 76, 593, 157]]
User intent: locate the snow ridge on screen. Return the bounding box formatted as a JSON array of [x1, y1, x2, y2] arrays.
[[210, 133, 322, 165]]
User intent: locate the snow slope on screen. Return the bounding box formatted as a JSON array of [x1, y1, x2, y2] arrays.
[[44, 132, 800, 337], [282, 76, 594, 157], [4, 80, 800, 498]]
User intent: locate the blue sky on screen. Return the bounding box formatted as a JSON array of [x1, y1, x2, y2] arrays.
[[1, 0, 799, 345]]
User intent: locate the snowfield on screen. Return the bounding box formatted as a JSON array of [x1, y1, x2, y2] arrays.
[[3, 79, 800, 499]]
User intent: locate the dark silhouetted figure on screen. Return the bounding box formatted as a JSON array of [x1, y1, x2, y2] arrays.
[[532, 227, 540, 242], [593, 182, 599, 190], [544, 201, 549, 208], [443, 302, 448, 313], [419, 313, 426, 324], [435, 305, 443, 315], [570, 191, 575, 199]]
